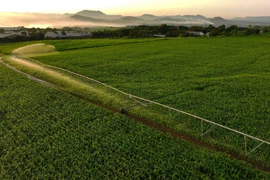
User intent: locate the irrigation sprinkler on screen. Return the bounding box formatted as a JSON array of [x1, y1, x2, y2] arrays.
[[121, 95, 148, 114], [2, 55, 270, 156]]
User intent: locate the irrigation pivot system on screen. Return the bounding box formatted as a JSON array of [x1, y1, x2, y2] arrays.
[[2, 55, 270, 157]]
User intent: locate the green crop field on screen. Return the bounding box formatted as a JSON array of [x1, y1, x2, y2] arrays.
[[1, 35, 270, 177], [27, 35, 270, 161], [34, 36, 270, 139], [0, 38, 164, 54], [2, 60, 270, 179]]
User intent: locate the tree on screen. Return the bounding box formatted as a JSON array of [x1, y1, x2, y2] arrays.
[[116, 28, 130, 37], [190, 26, 204, 31], [218, 25, 226, 33], [226, 25, 238, 34], [21, 31, 27, 36], [61, 30, 66, 35], [210, 29, 218, 36], [178, 26, 189, 31], [202, 25, 215, 34], [230, 29, 238, 36], [62, 27, 73, 31], [159, 24, 169, 34], [0, 28, 4, 33], [35, 32, 45, 40]]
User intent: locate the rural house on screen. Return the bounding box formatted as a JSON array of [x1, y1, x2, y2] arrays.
[[187, 31, 205, 36]]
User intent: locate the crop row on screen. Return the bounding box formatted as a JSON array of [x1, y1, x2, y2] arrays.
[[1, 58, 269, 178], [31, 36, 270, 165]]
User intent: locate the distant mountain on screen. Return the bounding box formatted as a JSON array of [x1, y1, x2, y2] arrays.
[[113, 16, 145, 25], [76, 10, 106, 18], [70, 15, 106, 23], [211, 17, 227, 21], [233, 16, 270, 22], [139, 14, 158, 21], [195, 15, 207, 19], [178, 15, 207, 21], [69, 10, 216, 26], [156, 17, 176, 21], [68, 11, 270, 26], [75, 10, 122, 21], [1, 10, 270, 28], [151, 17, 185, 25], [209, 17, 228, 25], [230, 16, 270, 26]]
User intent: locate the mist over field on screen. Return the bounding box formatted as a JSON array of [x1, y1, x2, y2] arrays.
[[0, 12, 120, 28], [1, 10, 270, 28], [0, 12, 212, 28]]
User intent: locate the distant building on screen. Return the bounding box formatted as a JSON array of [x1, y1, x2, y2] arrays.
[[260, 30, 264, 35], [0, 31, 27, 39], [187, 31, 204, 36], [153, 34, 165, 38], [45, 31, 91, 39], [44, 32, 66, 39], [2, 27, 20, 31], [66, 32, 91, 38], [0, 33, 21, 39]]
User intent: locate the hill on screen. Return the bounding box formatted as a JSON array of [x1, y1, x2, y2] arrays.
[[75, 10, 122, 21], [113, 16, 145, 25], [139, 14, 158, 21], [76, 10, 106, 18], [70, 14, 107, 23], [209, 17, 228, 25]]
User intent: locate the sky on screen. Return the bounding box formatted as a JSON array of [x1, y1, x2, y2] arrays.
[[0, 0, 270, 18]]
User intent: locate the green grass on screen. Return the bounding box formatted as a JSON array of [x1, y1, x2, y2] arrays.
[[2, 60, 270, 179], [41, 38, 168, 51], [0, 41, 43, 54], [27, 35, 270, 165], [12, 43, 57, 54], [0, 38, 165, 54]]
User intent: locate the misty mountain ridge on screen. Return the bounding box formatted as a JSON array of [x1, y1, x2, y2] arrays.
[[1, 10, 270, 28], [74, 10, 122, 21], [70, 10, 218, 26], [140, 14, 158, 19], [71, 15, 106, 23], [76, 10, 106, 17], [71, 10, 270, 26]]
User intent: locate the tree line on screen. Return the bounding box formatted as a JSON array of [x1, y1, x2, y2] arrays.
[[1, 24, 270, 43], [92, 24, 269, 38]]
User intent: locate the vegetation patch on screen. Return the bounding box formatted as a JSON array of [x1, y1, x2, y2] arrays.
[[12, 43, 59, 57]]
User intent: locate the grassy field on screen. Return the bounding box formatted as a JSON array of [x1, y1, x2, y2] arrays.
[[0, 38, 164, 54], [2, 59, 270, 179]]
